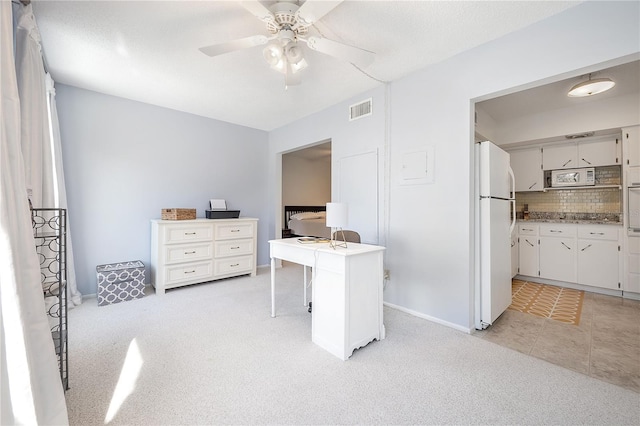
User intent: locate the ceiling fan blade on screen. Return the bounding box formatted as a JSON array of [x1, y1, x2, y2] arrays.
[[296, 0, 343, 26], [199, 35, 269, 57], [240, 1, 275, 23], [305, 36, 375, 68]]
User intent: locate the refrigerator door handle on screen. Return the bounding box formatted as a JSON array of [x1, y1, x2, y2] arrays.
[[508, 166, 516, 234]]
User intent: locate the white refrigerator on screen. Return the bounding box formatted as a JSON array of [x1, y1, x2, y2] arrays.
[[475, 141, 516, 329]]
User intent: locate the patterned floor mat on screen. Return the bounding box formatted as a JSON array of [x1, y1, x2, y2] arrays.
[[509, 280, 584, 325]]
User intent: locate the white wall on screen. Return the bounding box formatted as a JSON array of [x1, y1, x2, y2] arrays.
[[56, 85, 269, 295], [268, 1, 640, 331], [282, 155, 331, 206], [487, 92, 640, 146]]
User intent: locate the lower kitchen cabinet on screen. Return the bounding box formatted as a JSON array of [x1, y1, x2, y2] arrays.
[[518, 224, 539, 277], [511, 228, 519, 278], [627, 234, 640, 293], [151, 218, 258, 295], [539, 224, 577, 283], [516, 222, 622, 292], [577, 226, 621, 290]]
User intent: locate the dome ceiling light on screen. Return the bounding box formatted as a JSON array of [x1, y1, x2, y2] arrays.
[[567, 73, 615, 97]]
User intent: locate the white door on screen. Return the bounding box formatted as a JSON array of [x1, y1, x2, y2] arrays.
[[480, 197, 512, 325]]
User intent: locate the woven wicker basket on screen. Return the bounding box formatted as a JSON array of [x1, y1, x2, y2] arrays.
[[161, 208, 196, 220]]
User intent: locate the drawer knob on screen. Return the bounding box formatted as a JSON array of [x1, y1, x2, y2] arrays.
[[230, 263, 239, 267], [231, 246, 240, 250], [185, 270, 196, 274], [185, 251, 196, 255], [231, 229, 240, 233], [185, 232, 196, 235], [590, 232, 604, 235]]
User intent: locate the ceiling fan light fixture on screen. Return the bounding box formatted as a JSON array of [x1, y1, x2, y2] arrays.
[[568, 75, 615, 97], [284, 42, 304, 65], [263, 42, 283, 66]]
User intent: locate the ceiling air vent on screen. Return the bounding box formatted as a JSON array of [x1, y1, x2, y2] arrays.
[[565, 131, 595, 139], [349, 98, 372, 121]]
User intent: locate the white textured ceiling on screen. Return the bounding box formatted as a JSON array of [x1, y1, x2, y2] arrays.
[[31, 0, 580, 131]]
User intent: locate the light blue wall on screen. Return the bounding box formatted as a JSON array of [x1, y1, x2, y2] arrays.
[[56, 85, 269, 295], [269, 1, 640, 331]]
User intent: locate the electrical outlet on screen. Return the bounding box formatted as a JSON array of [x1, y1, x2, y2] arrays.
[[383, 269, 390, 280]]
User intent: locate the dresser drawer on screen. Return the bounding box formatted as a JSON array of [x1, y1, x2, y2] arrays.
[[165, 261, 213, 286], [214, 256, 254, 276], [577, 226, 619, 241], [215, 239, 253, 257], [165, 243, 213, 264], [164, 225, 213, 244], [215, 222, 254, 240]]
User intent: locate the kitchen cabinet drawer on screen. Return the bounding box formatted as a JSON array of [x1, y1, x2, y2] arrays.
[[165, 242, 213, 264], [540, 224, 576, 237], [578, 226, 619, 241], [518, 224, 538, 235], [214, 222, 254, 240], [164, 225, 213, 244], [215, 239, 253, 257], [165, 261, 214, 286], [214, 255, 254, 276]]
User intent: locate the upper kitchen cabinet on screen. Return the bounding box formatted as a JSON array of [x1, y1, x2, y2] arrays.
[[542, 137, 621, 170], [510, 147, 543, 192], [623, 125, 640, 168]]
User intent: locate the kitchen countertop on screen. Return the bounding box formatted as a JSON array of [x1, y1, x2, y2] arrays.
[[516, 212, 622, 225]]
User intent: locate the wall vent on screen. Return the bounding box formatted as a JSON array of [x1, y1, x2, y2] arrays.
[[349, 98, 372, 121]]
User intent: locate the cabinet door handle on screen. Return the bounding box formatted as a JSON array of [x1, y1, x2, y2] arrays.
[[561, 242, 571, 250], [525, 239, 534, 247], [581, 244, 592, 252], [562, 159, 572, 167], [528, 182, 537, 189], [581, 158, 592, 165], [523, 228, 533, 232], [511, 242, 515, 248], [184, 251, 196, 255]]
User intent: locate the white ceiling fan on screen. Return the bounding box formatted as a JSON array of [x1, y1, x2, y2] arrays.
[[199, 0, 375, 87]]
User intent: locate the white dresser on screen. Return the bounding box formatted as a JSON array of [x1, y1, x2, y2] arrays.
[[151, 218, 258, 295]]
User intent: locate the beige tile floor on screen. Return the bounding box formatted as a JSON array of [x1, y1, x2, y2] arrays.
[[476, 288, 640, 393]]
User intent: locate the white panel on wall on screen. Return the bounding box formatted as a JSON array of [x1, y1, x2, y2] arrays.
[[400, 147, 435, 184], [338, 151, 378, 244]]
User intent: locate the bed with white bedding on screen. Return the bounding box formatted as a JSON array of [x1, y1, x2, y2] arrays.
[[284, 205, 331, 238]]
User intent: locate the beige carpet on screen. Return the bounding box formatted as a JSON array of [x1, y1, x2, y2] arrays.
[[509, 280, 585, 325]]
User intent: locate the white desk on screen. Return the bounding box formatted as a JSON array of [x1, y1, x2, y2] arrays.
[[269, 238, 386, 360]]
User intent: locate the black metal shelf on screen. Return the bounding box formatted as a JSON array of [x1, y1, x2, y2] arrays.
[[32, 208, 68, 391]]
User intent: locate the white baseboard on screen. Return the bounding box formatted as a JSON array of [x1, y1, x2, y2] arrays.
[[383, 301, 473, 334]]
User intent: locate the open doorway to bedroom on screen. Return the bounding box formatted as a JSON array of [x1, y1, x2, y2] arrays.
[[281, 140, 332, 238]]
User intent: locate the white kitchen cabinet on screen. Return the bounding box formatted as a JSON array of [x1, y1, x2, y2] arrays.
[[577, 137, 621, 167], [518, 224, 538, 277], [510, 147, 543, 192], [623, 126, 640, 168], [543, 143, 577, 170], [626, 234, 640, 293], [539, 224, 577, 283], [151, 218, 258, 295], [543, 138, 620, 170], [577, 226, 620, 290], [511, 228, 518, 278]]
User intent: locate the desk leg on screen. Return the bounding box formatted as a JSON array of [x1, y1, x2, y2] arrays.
[[303, 266, 308, 307], [271, 257, 276, 318]]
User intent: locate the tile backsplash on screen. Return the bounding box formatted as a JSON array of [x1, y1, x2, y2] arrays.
[[515, 166, 622, 215]]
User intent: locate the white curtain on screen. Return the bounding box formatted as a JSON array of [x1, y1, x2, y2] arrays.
[[1, 1, 68, 424], [14, 3, 82, 306], [47, 75, 82, 307]]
